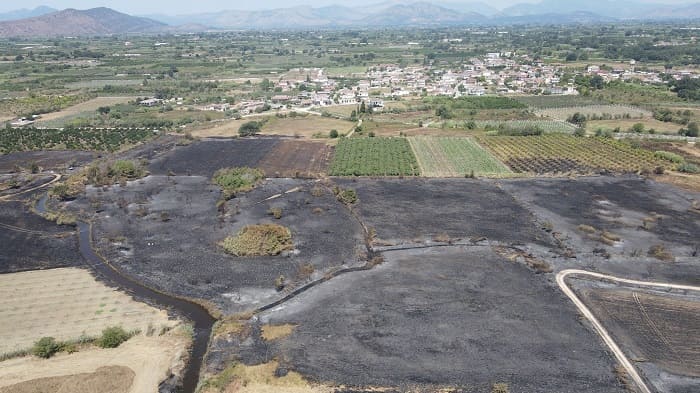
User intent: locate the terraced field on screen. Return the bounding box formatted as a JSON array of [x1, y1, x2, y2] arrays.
[[408, 137, 511, 177], [329, 137, 419, 176], [478, 135, 670, 174]]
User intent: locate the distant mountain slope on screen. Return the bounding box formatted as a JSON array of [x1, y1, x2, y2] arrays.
[[0, 6, 57, 21], [364, 2, 483, 26], [500, 0, 700, 20], [0, 7, 165, 37]]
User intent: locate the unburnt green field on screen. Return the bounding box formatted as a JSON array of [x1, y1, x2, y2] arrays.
[[409, 137, 511, 177], [329, 137, 419, 176]]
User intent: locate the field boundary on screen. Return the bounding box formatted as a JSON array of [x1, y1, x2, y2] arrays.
[[556, 269, 700, 393]]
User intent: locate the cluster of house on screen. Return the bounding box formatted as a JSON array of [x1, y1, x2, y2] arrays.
[[139, 55, 700, 115], [586, 63, 698, 84]]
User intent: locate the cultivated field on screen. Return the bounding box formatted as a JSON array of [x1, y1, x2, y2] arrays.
[[579, 287, 700, 377], [329, 137, 419, 176], [479, 135, 669, 174], [408, 136, 511, 177], [257, 140, 332, 178], [0, 267, 175, 355], [536, 105, 652, 121]]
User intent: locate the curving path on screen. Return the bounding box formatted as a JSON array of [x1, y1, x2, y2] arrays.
[[556, 269, 700, 393], [0, 173, 61, 201]]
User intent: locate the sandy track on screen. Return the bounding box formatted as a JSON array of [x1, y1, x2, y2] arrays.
[[556, 269, 700, 393], [0, 332, 189, 393]]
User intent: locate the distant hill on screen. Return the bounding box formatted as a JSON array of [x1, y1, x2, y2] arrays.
[[500, 0, 700, 20], [0, 7, 166, 37], [0, 6, 57, 21], [1, 1, 699, 36]]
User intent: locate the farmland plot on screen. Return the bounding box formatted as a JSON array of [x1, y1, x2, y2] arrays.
[[537, 105, 652, 121], [479, 135, 670, 174], [329, 137, 419, 176], [515, 95, 604, 108], [409, 137, 511, 177]]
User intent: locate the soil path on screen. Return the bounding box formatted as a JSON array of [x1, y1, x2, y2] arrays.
[[0, 173, 61, 201], [556, 269, 700, 393]]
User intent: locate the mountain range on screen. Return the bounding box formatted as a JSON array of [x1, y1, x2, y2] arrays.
[[0, 1, 699, 37]]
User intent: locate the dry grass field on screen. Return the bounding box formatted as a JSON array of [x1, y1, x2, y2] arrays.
[[587, 118, 684, 134], [261, 116, 355, 138], [35, 97, 136, 123], [0, 267, 175, 355]]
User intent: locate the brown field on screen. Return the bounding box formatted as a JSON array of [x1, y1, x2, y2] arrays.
[[580, 288, 700, 377], [318, 104, 357, 117], [35, 97, 136, 123], [0, 267, 175, 355], [0, 330, 190, 393], [587, 119, 684, 134], [189, 119, 247, 137], [0, 366, 133, 393], [261, 116, 355, 138], [258, 140, 333, 178]]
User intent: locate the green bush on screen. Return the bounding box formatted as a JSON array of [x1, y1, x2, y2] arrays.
[[212, 167, 264, 199], [678, 163, 699, 173], [654, 151, 685, 164], [334, 187, 358, 205], [238, 121, 261, 136], [32, 337, 61, 358], [97, 326, 131, 348]]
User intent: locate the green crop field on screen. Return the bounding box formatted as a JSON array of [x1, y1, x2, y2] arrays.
[[408, 137, 511, 177], [0, 127, 156, 153], [329, 137, 420, 176], [478, 135, 671, 175]]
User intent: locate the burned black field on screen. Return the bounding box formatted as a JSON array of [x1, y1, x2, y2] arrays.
[[255, 246, 626, 393], [73, 175, 365, 314], [0, 199, 81, 273], [148, 138, 280, 177], [4, 135, 700, 393], [337, 178, 552, 247]]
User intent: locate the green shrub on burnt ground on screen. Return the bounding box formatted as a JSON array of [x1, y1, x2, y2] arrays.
[[221, 224, 293, 257], [85, 160, 147, 186], [333, 186, 358, 205], [654, 150, 685, 164], [212, 167, 264, 200]]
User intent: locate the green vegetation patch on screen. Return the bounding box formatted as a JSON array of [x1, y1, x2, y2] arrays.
[[409, 137, 511, 177], [0, 126, 155, 153], [329, 137, 419, 176], [425, 96, 527, 110], [221, 224, 293, 257], [212, 167, 265, 199]]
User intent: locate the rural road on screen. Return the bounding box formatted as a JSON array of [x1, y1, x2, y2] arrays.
[[0, 173, 61, 201], [556, 269, 700, 393]]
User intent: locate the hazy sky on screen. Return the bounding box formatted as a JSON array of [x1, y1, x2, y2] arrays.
[[0, 0, 694, 15]]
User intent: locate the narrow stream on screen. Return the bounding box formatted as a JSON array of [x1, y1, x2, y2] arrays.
[[36, 195, 215, 393]]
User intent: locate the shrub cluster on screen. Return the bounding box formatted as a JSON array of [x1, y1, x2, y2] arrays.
[[212, 167, 264, 199], [221, 224, 293, 257]]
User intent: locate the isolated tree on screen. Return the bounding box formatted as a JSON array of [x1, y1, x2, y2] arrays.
[[567, 112, 587, 127], [329, 129, 339, 138], [239, 121, 261, 137], [360, 101, 366, 114]]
